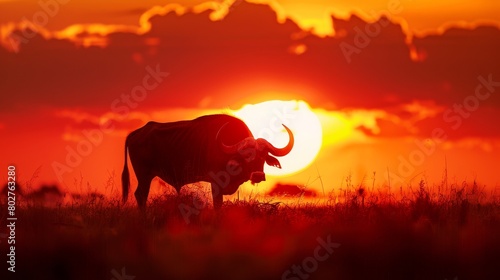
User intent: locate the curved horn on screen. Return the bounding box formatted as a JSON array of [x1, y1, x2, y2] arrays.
[[262, 124, 294, 157], [216, 122, 239, 154]]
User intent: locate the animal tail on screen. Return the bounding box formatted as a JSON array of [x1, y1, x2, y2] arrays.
[[121, 134, 131, 203]]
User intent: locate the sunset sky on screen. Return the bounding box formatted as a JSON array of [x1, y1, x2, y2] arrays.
[[1, 0, 499, 197]]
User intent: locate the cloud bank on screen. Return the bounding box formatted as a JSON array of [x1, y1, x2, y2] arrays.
[[1, 1, 499, 140]]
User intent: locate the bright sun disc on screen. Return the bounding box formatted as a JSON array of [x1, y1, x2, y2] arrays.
[[234, 100, 322, 176]]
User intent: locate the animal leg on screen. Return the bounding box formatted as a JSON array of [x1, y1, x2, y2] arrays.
[[211, 183, 223, 210], [134, 178, 152, 210]]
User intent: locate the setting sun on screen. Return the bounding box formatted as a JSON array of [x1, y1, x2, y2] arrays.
[[234, 100, 323, 176]]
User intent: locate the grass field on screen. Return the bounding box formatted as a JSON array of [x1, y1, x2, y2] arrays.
[[2, 180, 500, 280]]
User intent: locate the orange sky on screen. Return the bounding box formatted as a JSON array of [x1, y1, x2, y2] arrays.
[[1, 0, 499, 35], [1, 0, 499, 197]]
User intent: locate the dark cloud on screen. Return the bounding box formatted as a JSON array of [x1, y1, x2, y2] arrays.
[[1, 2, 499, 139]]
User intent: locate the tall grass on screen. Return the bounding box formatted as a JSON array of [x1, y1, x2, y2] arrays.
[[3, 173, 499, 280]]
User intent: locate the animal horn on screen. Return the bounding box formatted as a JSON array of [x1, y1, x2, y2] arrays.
[[260, 124, 294, 157], [216, 122, 239, 154]]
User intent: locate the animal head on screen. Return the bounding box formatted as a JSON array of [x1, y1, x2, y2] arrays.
[[217, 124, 294, 184]]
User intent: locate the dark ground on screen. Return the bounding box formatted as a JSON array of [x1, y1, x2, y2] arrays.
[[1, 186, 500, 280]]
